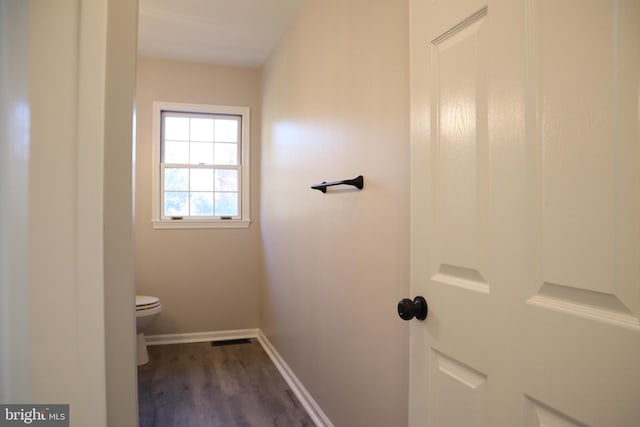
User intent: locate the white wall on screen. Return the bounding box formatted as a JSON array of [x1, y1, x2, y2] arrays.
[[260, 0, 410, 425], [0, 1, 139, 425], [27, 0, 108, 423], [0, 0, 31, 402], [104, 0, 139, 425]]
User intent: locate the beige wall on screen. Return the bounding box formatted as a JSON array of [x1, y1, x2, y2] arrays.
[[260, 0, 410, 426], [135, 58, 263, 334]]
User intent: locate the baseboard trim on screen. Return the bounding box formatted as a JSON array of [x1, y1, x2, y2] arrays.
[[144, 328, 333, 426], [257, 330, 334, 427], [145, 328, 259, 346]]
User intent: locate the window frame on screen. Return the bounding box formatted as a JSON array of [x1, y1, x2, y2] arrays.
[[151, 101, 251, 229]]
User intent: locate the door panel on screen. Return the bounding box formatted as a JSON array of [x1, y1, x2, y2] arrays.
[[429, 350, 488, 427], [535, 0, 617, 295], [432, 7, 489, 289], [523, 2, 640, 423], [525, 397, 588, 427], [409, 0, 640, 425], [531, 0, 640, 310], [412, 2, 495, 425]]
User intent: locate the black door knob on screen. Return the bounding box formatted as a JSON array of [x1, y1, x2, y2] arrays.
[[397, 296, 428, 321]]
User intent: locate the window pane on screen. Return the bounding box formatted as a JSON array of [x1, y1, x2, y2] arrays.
[[214, 119, 238, 142], [190, 142, 214, 164], [190, 118, 214, 142], [215, 192, 238, 216], [190, 192, 213, 216], [190, 168, 213, 191], [165, 168, 189, 191], [164, 140, 189, 164], [215, 169, 238, 191], [157, 106, 249, 224], [164, 116, 189, 140], [164, 191, 188, 216], [214, 143, 238, 165]]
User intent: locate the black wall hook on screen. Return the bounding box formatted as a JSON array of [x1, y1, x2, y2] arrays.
[[311, 175, 364, 193]]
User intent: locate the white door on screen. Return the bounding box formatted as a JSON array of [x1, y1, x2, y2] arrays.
[[408, 0, 640, 426]]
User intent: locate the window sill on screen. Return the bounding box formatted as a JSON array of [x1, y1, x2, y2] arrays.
[[152, 219, 251, 230]]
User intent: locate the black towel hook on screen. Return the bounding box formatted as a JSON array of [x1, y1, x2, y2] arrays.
[[311, 175, 364, 193]]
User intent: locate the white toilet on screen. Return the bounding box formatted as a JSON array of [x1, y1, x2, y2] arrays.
[[136, 295, 162, 366]]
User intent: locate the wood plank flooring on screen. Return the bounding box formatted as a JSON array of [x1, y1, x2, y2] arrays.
[[138, 339, 315, 427]]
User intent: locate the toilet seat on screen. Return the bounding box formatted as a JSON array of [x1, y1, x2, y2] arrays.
[[136, 295, 160, 311], [135, 295, 162, 366]]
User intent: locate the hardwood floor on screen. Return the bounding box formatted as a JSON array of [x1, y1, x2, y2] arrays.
[[138, 339, 315, 427]]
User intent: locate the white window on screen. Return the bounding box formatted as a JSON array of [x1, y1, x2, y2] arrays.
[[152, 102, 251, 229]]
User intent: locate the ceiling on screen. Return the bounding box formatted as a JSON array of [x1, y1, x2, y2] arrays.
[[137, 0, 303, 67]]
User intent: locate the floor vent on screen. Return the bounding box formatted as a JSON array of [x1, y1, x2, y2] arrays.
[[211, 338, 252, 347]]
